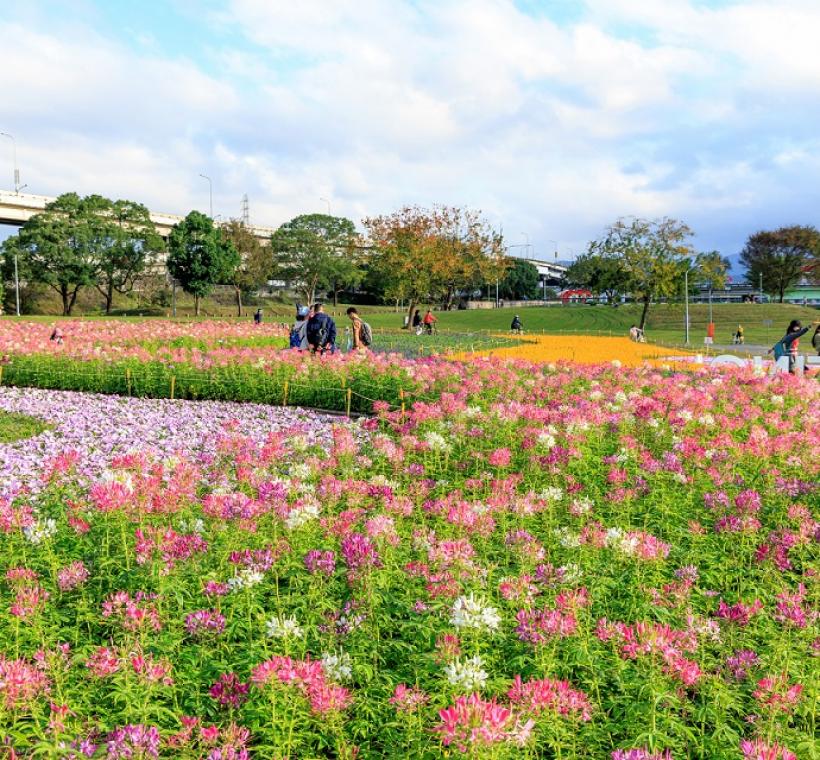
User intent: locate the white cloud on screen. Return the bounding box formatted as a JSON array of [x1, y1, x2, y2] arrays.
[[1, 0, 818, 261]]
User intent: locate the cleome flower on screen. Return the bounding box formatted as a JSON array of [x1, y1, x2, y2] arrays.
[[266, 615, 304, 640], [450, 593, 501, 633], [444, 655, 489, 692]]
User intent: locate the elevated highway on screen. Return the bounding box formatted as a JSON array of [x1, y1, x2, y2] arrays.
[[0, 190, 277, 242]]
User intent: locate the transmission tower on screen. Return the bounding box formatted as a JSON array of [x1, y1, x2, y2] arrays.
[[241, 194, 250, 226]]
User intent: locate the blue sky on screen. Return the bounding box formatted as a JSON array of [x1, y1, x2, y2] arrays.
[[1, 0, 819, 269]]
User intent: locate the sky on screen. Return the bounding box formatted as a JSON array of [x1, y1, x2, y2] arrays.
[[1, 0, 819, 267]]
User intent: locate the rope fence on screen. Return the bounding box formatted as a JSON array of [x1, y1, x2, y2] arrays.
[[0, 357, 448, 418]]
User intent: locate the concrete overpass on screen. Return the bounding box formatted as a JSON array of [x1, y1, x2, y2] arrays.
[[514, 256, 566, 285], [0, 190, 277, 242]]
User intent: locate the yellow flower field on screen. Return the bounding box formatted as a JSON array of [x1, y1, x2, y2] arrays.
[[455, 335, 693, 367]]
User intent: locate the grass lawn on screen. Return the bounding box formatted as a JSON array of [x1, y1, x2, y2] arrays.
[[0, 410, 50, 442], [364, 302, 819, 348]]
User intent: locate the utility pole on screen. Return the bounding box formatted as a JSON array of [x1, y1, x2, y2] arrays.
[[199, 174, 213, 217], [0, 132, 22, 193], [684, 268, 690, 345], [13, 254, 20, 316], [241, 194, 250, 226], [759, 272, 763, 302]]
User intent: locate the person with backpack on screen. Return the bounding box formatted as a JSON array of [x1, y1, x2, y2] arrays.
[[289, 306, 310, 349], [306, 303, 337, 355], [768, 319, 818, 373], [510, 315, 523, 334], [346, 307, 373, 351]]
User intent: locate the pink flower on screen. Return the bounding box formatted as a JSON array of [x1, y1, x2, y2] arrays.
[[753, 674, 803, 713], [86, 647, 121, 678], [57, 561, 89, 592], [389, 683, 429, 713], [515, 607, 577, 645], [436, 693, 526, 752], [508, 675, 592, 721], [488, 448, 512, 467], [774, 584, 812, 629], [716, 599, 763, 626], [185, 609, 226, 638], [0, 656, 51, 710], [209, 672, 249, 708], [740, 738, 797, 760]]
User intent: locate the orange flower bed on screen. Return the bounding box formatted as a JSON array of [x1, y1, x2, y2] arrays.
[[454, 335, 693, 367]]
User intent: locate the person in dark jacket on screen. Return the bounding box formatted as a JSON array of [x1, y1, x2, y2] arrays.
[[510, 315, 523, 334], [412, 309, 422, 329], [812, 324, 820, 356], [305, 303, 337, 355]]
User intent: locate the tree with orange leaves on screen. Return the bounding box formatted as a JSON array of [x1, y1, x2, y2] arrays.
[[363, 205, 506, 328]]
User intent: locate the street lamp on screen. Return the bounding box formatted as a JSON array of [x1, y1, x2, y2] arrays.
[[0, 132, 22, 193], [199, 174, 213, 218], [684, 267, 690, 345], [319, 197, 331, 215]]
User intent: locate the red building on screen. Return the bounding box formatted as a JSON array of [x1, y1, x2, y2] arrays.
[[558, 288, 593, 304]]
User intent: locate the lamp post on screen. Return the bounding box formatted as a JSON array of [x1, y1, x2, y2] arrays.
[[319, 197, 331, 215], [684, 267, 690, 345], [0, 132, 21, 193], [759, 272, 763, 303], [199, 174, 213, 218], [13, 254, 20, 316]]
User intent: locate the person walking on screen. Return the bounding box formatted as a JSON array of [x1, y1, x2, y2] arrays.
[[346, 307, 372, 351], [253, 308, 263, 325], [412, 309, 422, 331], [289, 306, 310, 349], [733, 325, 744, 345], [306, 303, 337, 355], [422, 309, 437, 335], [768, 319, 818, 373]]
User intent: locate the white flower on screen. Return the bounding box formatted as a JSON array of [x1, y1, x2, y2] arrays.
[[611, 359, 622, 368], [539, 486, 564, 502], [462, 406, 482, 418], [570, 497, 593, 515], [228, 568, 264, 591], [100, 469, 133, 492], [771, 395, 784, 406], [321, 651, 352, 682], [445, 655, 488, 691], [450, 594, 501, 633], [554, 527, 580, 549], [179, 518, 205, 535], [589, 390, 603, 401], [648, 417, 661, 428], [424, 431, 451, 453], [289, 463, 312, 481], [537, 431, 556, 448], [614, 391, 628, 404], [23, 517, 57, 545], [288, 435, 310, 452], [698, 414, 715, 426], [678, 410, 693, 422], [606, 527, 638, 556], [285, 501, 320, 530], [266, 615, 304, 639], [558, 563, 582, 584]]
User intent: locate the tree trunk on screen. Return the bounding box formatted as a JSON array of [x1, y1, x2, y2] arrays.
[[639, 295, 650, 331], [60, 285, 71, 316], [404, 299, 418, 330], [105, 280, 114, 315], [235, 286, 243, 317], [194, 294, 200, 316]]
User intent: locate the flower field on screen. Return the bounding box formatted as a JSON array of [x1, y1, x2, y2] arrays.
[[455, 335, 693, 367], [0, 325, 817, 759]]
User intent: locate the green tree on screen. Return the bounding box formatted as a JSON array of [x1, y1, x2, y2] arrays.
[[590, 217, 694, 330], [2, 193, 105, 315], [96, 199, 164, 314], [564, 253, 629, 302], [220, 220, 271, 316], [499, 258, 540, 300], [167, 211, 240, 316], [270, 214, 359, 306], [740, 226, 820, 302]]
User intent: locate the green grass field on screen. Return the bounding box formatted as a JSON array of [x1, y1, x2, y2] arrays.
[[0, 411, 51, 443], [363, 303, 819, 348]]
